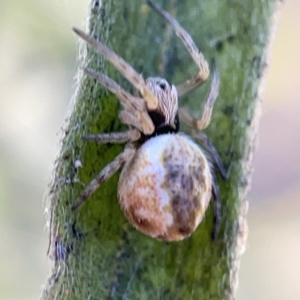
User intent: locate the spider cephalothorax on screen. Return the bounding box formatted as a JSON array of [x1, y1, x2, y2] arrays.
[[72, 1, 226, 241], [143, 77, 180, 139]]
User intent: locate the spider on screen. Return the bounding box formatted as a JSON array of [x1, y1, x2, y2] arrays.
[[72, 1, 226, 241]]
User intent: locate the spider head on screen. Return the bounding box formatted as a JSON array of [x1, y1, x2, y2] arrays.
[[145, 77, 179, 134]]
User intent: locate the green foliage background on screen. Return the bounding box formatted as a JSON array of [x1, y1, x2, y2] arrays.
[[2, 0, 300, 300]]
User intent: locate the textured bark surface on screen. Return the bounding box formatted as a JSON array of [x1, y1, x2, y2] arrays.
[[41, 0, 282, 299]]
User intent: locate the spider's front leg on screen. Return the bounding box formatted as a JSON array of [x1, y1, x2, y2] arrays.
[[72, 144, 136, 210], [73, 28, 158, 112], [147, 1, 210, 97]]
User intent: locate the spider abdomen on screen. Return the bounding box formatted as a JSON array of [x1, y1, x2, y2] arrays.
[[118, 134, 212, 241]]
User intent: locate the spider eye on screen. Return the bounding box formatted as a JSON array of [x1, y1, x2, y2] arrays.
[[159, 83, 166, 90]]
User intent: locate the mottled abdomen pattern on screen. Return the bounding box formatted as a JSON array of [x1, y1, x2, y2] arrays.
[[118, 134, 212, 241]]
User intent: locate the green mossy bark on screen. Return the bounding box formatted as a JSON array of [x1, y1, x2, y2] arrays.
[[42, 1, 282, 299]]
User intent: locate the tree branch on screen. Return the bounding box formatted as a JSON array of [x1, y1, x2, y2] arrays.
[[41, 0, 282, 299]]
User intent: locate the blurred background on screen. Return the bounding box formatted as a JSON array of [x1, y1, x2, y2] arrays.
[[0, 1, 299, 299]]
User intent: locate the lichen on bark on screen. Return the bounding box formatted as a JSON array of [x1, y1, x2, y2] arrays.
[[41, 1, 282, 299]]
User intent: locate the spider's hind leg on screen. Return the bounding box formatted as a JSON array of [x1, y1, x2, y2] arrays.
[[72, 144, 136, 210], [189, 130, 227, 240], [211, 178, 221, 240], [191, 130, 227, 180]]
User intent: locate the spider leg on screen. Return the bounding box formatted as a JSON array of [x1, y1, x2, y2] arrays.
[[83, 129, 141, 144], [72, 144, 136, 210], [85, 68, 154, 135], [73, 28, 158, 111], [211, 178, 221, 240], [190, 130, 225, 240], [190, 130, 227, 180], [178, 63, 219, 130], [147, 1, 209, 97]]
